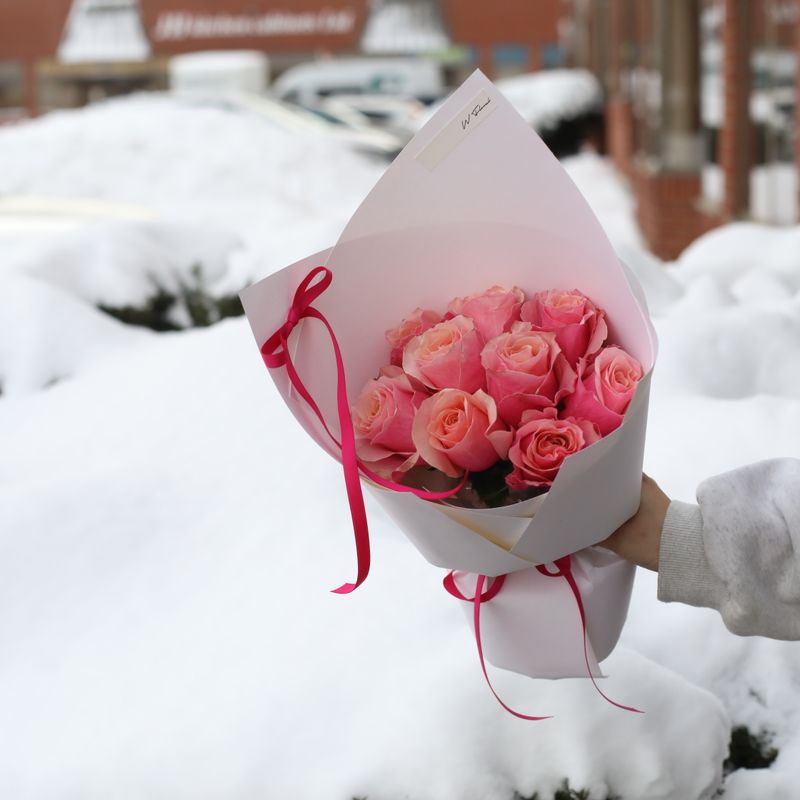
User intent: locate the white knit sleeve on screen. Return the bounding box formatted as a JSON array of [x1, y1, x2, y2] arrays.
[[657, 459, 800, 640]]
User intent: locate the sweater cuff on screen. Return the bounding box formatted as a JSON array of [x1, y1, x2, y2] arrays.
[[657, 500, 728, 609]]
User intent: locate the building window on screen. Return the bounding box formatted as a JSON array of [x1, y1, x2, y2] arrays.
[[541, 43, 564, 69], [463, 45, 479, 66], [493, 43, 528, 78]]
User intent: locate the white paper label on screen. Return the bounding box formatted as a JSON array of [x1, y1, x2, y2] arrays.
[[416, 89, 497, 171]]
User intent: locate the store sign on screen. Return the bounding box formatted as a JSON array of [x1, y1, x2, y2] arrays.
[[153, 8, 357, 41]]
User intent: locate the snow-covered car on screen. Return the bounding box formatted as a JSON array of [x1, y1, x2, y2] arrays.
[[179, 90, 405, 159], [273, 57, 444, 105]]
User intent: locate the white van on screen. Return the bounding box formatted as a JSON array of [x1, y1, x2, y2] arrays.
[[273, 58, 444, 105], [169, 51, 270, 98]]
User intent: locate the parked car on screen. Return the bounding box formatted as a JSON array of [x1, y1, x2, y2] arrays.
[[318, 94, 427, 134], [273, 58, 444, 105], [211, 92, 406, 159]]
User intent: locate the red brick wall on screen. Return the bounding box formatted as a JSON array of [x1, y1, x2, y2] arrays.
[[606, 97, 634, 175], [719, 0, 754, 218], [632, 168, 723, 260], [440, 0, 565, 76], [441, 0, 563, 44], [751, 0, 798, 47], [0, 0, 73, 59], [603, 1, 638, 176], [797, 3, 800, 219]]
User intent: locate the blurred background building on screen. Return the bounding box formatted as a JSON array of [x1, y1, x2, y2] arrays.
[[0, 0, 798, 258], [574, 0, 799, 257], [0, 0, 566, 116]]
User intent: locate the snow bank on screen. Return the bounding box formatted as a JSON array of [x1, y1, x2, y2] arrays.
[[677, 223, 800, 292], [0, 94, 383, 275], [0, 272, 149, 395], [496, 70, 602, 130], [1, 220, 240, 308]]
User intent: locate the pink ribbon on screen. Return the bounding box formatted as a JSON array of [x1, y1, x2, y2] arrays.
[[443, 572, 551, 720], [261, 267, 465, 594], [445, 556, 643, 717], [536, 557, 642, 714]]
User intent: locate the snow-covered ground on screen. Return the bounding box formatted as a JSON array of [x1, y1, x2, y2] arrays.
[[2, 94, 800, 800]]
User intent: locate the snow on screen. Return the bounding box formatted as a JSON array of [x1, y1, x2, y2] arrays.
[[751, 164, 799, 225], [58, 0, 150, 63], [1, 220, 240, 308], [1, 94, 800, 799], [495, 70, 603, 130], [361, 0, 449, 55], [0, 94, 382, 274], [705, 161, 800, 227]]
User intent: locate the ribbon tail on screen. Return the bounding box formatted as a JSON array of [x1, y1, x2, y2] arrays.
[[319, 309, 372, 594], [559, 559, 644, 714], [469, 575, 552, 722]]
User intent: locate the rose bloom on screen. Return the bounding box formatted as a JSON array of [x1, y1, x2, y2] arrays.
[[352, 366, 428, 478], [412, 388, 512, 478], [385, 308, 442, 367], [562, 346, 644, 436], [481, 321, 577, 426], [403, 315, 485, 393], [506, 407, 600, 490], [520, 288, 607, 365], [448, 285, 525, 343]]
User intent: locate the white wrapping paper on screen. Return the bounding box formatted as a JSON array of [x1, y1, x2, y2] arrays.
[[241, 70, 657, 679]]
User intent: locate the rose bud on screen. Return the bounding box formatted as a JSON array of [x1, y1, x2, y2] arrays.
[[448, 285, 525, 343], [506, 407, 600, 490], [481, 321, 577, 426], [352, 366, 428, 479], [403, 315, 485, 393], [385, 308, 442, 367], [412, 388, 512, 478], [562, 346, 644, 436], [520, 288, 608, 365]]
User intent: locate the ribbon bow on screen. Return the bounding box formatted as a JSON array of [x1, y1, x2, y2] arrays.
[[444, 557, 643, 718], [261, 267, 465, 594]]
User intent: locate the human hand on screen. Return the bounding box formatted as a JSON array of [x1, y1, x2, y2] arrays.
[[598, 474, 670, 571]]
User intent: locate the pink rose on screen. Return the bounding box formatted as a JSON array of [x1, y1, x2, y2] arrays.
[[352, 366, 428, 478], [562, 346, 644, 435], [412, 388, 512, 478], [480, 321, 577, 426], [385, 308, 442, 367], [402, 315, 485, 393], [448, 285, 525, 342], [506, 407, 601, 490], [520, 289, 607, 365]]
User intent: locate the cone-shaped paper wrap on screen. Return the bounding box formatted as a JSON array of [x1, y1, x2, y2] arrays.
[[241, 71, 657, 685], [241, 70, 657, 576]]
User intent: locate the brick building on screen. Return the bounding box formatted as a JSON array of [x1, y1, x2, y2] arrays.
[[0, 0, 567, 118], [574, 0, 800, 259]]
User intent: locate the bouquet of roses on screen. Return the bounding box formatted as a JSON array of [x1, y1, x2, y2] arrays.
[[353, 284, 643, 510], [241, 71, 658, 700]]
